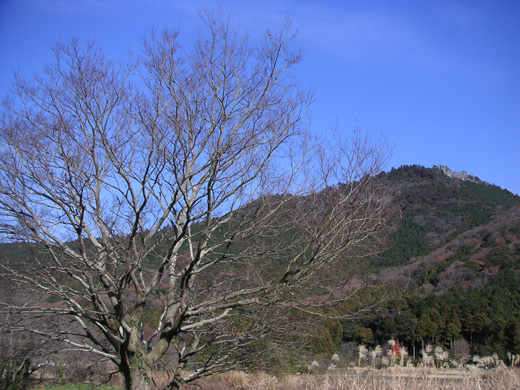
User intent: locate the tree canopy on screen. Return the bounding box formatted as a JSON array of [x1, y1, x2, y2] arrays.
[[0, 13, 394, 390]]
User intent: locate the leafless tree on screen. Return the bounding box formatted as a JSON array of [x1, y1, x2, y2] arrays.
[[0, 281, 54, 388], [0, 12, 395, 390]]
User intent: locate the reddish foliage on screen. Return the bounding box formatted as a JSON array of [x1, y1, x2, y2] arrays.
[[434, 255, 445, 263], [391, 339, 400, 357]]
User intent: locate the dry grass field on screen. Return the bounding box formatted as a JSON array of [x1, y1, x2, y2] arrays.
[[189, 368, 520, 390], [28, 366, 520, 389]]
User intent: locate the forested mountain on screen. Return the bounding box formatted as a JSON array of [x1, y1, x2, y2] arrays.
[[374, 164, 519, 269], [2, 164, 519, 366], [341, 165, 520, 360]]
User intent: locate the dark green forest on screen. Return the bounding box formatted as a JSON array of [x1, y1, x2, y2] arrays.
[[337, 165, 520, 361], [373, 165, 520, 268], [342, 269, 520, 359]]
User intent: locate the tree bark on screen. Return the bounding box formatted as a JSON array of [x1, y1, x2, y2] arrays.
[[119, 346, 154, 390]]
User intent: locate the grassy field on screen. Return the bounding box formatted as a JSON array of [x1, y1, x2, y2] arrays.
[[32, 368, 520, 390], [192, 368, 520, 390], [34, 385, 121, 390]]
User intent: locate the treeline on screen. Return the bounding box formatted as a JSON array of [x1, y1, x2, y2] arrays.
[[342, 269, 520, 360], [309, 165, 520, 362]]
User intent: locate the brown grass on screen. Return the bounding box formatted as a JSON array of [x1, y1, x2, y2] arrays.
[[185, 367, 520, 390]]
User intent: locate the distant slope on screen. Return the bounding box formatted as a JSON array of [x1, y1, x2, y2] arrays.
[[372, 165, 520, 269], [342, 165, 520, 358], [378, 203, 520, 292]]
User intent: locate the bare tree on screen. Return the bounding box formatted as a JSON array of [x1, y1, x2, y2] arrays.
[[0, 12, 394, 390]]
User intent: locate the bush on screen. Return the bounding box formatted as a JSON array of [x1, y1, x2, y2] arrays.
[[0, 359, 31, 390], [312, 329, 335, 356]]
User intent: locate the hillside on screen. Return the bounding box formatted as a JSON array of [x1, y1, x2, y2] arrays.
[[373, 164, 520, 292], [2, 164, 519, 364], [378, 203, 520, 291], [342, 165, 520, 360], [373, 164, 520, 269]]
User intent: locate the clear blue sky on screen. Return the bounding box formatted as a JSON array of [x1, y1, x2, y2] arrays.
[[1, 0, 519, 194]]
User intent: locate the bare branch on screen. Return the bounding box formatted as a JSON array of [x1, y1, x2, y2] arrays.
[[0, 11, 395, 390]]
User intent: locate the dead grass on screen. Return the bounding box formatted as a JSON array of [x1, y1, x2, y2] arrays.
[[185, 367, 520, 390]]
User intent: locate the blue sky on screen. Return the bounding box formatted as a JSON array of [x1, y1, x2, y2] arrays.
[[1, 0, 519, 194]]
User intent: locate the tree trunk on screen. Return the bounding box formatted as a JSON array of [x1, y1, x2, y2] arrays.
[[123, 370, 153, 390], [120, 361, 154, 390], [119, 344, 155, 390]]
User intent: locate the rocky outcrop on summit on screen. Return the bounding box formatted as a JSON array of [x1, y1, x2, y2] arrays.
[[434, 165, 483, 184]]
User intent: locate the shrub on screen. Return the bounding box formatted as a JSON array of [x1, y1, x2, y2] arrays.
[[0, 359, 31, 390]]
